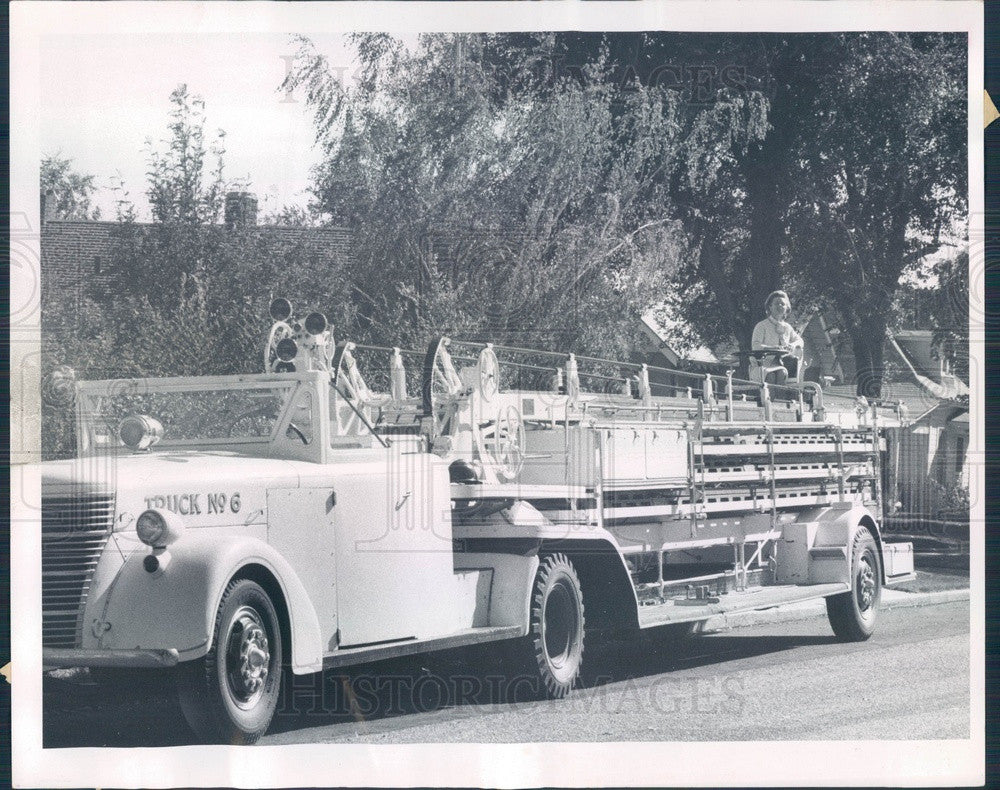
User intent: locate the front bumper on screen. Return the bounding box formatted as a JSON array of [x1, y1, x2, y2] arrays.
[[43, 647, 179, 670]]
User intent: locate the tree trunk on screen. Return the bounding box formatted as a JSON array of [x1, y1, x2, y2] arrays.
[[697, 227, 747, 347], [851, 315, 887, 399], [740, 136, 785, 321]]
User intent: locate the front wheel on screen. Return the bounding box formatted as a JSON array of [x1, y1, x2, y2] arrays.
[[826, 527, 882, 641], [177, 579, 283, 744], [528, 553, 585, 698]]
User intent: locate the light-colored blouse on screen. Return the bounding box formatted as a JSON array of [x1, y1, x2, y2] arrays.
[[751, 317, 803, 351]]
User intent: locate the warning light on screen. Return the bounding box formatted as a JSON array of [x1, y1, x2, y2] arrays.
[[269, 298, 293, 322], [276, 338, 298, 362], [304, 312, 328, 335]]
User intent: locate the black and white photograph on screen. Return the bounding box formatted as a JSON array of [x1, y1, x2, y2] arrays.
[[10, 1, 984, 786]]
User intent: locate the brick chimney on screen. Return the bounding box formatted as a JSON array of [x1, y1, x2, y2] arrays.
[[40, 190, 58, 223], [224, 191, 258, 229]]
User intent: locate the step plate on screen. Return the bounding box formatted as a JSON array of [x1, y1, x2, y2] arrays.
[[636, 582, 850, 628]]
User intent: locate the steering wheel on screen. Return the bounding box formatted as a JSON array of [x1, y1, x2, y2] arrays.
[[477, 345, 500, 403], [330, 341, 375, 434], [225, 404, 308, 444], [482, 405, 526, 481], [285, 422, 308, 444]]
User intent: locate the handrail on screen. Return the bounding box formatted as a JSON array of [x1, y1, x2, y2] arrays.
[[572, 353, 643, 370], [335, 336, 879, 414], [353, 343, 424, 357]]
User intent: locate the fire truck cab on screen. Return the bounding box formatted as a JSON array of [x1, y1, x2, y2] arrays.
[[38, 299, 915, 743]]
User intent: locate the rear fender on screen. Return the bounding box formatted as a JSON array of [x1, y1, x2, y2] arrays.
[[795, 504, 904, 585], [87, 534, 324, 673], [542, 539, 639, 631]]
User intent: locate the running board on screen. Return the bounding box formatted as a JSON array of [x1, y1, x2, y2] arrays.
[[323, 625, 523, 669], [636, 582, 850, 628]]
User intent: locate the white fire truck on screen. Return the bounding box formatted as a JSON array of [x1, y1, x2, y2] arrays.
[[39, 299, 915, 743]]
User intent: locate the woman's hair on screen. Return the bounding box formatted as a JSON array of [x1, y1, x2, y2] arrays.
[[765, 290, 790, 311]]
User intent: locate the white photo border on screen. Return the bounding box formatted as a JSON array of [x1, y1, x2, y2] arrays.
[[10, 1, 985, 787]]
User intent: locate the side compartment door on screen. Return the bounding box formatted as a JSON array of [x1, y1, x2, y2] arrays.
[[332, 448, 459, 647], [266, 487, 339, 653]]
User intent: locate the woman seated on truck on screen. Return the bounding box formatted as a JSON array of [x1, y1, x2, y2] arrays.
[[751, 290, 803, 384]]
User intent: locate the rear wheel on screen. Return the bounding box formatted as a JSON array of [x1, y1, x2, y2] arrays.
[[529, 553, 585, 698], [826, 527, 881, 641], [177, 579, 283, 744]]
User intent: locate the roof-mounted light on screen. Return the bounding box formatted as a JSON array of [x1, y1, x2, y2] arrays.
[[119, 415, 164, 451], [304, 311, 328, 335], [276, 338, 298, 362], [270, 297, 293, 322]]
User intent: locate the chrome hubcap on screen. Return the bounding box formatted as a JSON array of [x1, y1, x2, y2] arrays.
[[857, 556, 876, 611], [226, 608, 270, 707]]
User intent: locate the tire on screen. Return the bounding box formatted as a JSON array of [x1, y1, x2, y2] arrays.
[[177, 579, 283, 744], [529, 553, 585, 699], [826, 527, 882, 642]]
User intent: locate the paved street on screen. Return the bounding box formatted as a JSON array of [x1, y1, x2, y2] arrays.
[[43, 600, 970, 746]]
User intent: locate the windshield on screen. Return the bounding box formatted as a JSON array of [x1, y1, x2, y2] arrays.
[[78, 379, 297, 451]]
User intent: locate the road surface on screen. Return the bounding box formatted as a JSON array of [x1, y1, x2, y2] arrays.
[[43, 600, 970, 746]]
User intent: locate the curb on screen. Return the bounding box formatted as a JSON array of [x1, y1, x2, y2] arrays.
[[699, 587, 970, 633]]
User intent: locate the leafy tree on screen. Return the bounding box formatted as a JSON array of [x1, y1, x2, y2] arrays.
[[491, 33, 792, 351], [41, 154, 102, 219], [284, 33, 713, 357], [928, 252, 970, 382], [785, 33, 966, 396], [531, 33, 966, 398], [108, 84, 229, 307]]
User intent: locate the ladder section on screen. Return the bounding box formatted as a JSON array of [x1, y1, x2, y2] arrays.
[[687, 423, 878, 517], [591, 422, 880, 525]]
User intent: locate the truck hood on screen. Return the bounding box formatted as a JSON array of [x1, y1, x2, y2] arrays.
[[38, 451, 303, 529]]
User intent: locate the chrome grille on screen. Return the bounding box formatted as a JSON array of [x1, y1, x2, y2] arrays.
[[42, 494, 115, 648]]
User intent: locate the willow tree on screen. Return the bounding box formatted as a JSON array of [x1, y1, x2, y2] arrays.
[[283, 33, 704, 358]]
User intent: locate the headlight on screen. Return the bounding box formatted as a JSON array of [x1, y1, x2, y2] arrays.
[[136, 510, 166, 545], [136, 508, 185, 548], [269, 297, 293, 321]]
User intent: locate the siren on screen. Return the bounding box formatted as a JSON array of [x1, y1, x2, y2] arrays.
[[304, 311, 328, 336], [270, 297, 293, 322]]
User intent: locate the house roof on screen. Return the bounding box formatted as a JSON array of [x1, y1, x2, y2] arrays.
[[893, 330, 940, 379], [640, 313, 718, 367], [887, 333, 968, 400]]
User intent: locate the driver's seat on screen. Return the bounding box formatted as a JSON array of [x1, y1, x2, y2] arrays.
[[746, 347, 804, 385]]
